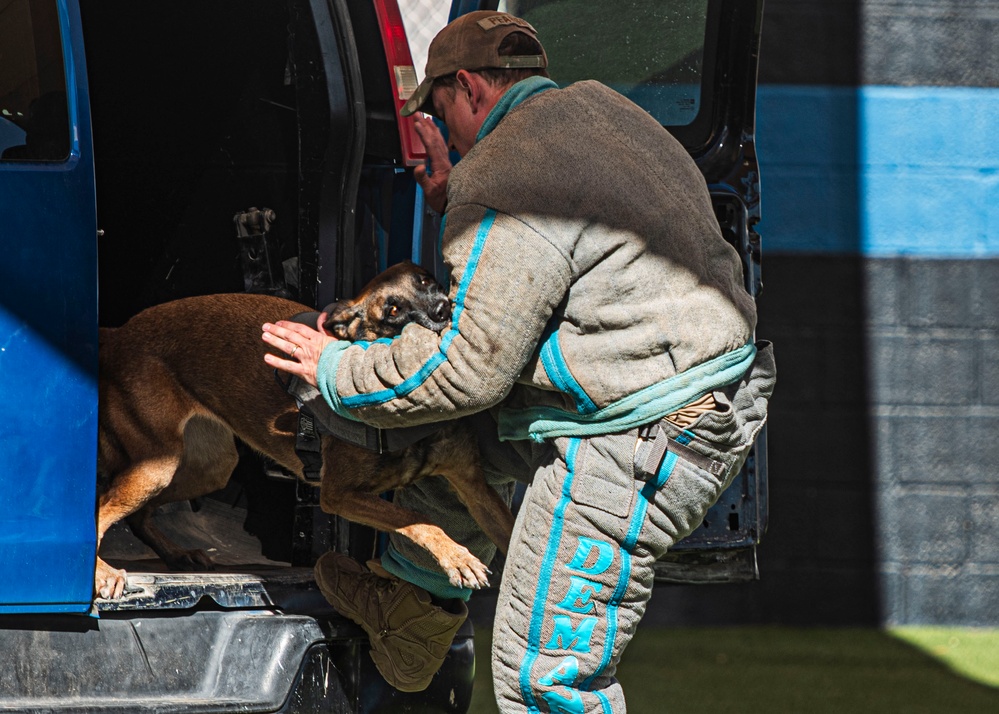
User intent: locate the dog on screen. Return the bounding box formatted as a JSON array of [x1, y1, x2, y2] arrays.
[[96, 261, 514, 599]]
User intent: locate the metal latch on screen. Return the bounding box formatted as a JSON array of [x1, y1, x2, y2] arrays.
[[234, 207, 288, 295]]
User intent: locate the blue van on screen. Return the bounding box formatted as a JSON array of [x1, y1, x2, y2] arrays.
[[0, 1, 765, 710]]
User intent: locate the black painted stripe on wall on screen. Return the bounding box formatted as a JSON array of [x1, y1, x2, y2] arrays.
[[759, 0, 861, 86], [639, 255, 999, 627], [760, 0, 999, 87]]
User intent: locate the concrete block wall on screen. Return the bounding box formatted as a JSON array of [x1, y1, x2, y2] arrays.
[[649, 0, 999, 627], [402, 1, 999, 627], [756, 1, 999, 626], [868, 260, 999, 625]]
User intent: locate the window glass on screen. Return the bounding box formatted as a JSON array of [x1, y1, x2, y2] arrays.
[[398, 0, 451, 82], [0, 0, 70, 161], [498, 0, 709, 128]]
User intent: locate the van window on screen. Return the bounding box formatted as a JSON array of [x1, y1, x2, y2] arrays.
[[498, 0, 709, 128], [0, 0, 70, 161]]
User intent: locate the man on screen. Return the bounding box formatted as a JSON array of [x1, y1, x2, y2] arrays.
[[262, 10, 775, 712]]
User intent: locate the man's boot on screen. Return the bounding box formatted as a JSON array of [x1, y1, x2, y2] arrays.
[[314, 550, 468, 692]]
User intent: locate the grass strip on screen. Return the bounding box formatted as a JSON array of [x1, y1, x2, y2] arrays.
[[470, 626, 999, 713]]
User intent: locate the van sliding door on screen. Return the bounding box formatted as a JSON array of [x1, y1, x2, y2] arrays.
[[0, 0, 99, 614]]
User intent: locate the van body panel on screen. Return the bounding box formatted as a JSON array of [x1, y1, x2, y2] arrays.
[[0, 0, 98, 615]]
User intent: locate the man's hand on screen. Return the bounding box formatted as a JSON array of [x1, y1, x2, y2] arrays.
[[262, 313, 337, 388], [413, 114, 452, 214]]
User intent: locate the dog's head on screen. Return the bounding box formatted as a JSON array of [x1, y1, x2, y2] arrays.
[[321, 261, 451, 341]]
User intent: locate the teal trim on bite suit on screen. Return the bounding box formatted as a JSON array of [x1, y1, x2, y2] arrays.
[[539, 328, 598, 415], [380, 545, 476, 602], [499, 343, 757, 442], [317, 340, 351, 417]]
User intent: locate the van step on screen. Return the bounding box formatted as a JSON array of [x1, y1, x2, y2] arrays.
[[95, 568, 320, 613]]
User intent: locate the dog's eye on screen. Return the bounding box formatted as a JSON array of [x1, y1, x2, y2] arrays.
[[386, 304, 399, 318]]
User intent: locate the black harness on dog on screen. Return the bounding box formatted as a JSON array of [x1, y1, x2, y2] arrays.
[[276, 311, 446, 482]]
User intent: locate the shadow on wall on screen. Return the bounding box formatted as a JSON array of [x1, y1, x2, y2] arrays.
[[639, 0, 880, 626]]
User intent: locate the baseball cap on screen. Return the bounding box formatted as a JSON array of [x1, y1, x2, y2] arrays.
[[400, 11, 548, 118]]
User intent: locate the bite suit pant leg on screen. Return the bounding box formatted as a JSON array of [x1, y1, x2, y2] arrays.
[[491, 344, 775, 713]]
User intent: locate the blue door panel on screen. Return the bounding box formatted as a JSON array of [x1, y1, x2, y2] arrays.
[[0, 0, 98, 614]]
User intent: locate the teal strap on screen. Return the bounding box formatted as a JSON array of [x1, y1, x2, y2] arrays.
[[497, 343, 757, 442]]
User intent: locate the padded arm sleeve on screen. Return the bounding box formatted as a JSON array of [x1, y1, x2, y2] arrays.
[[317, 205, 572, 427]]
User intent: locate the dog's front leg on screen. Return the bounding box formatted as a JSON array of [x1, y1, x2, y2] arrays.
[[96, 455, 181, 599], [94, 559, 128, 601], [320, 488, 491, 589], [440, 470, 515, 556]]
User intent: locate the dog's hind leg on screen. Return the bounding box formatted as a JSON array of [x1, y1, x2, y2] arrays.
[[126, 417, 239, 571], [126, 505, 215, 571]]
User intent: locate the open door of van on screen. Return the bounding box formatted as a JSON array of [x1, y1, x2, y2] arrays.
[[452, 0, 768, 583], [0, 0, 98, 614]]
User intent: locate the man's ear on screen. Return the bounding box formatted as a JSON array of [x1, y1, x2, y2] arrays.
[[455, 69, 474, 95], [456, 69, 485, 113]]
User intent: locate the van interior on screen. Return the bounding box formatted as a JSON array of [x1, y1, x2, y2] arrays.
[[84, 0, 391, 588]]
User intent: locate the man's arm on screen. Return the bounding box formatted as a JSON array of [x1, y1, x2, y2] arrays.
[[317, 206, 572, 428]]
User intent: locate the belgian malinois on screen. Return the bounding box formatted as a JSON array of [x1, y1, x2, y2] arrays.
[[96, 261, 513, 599]]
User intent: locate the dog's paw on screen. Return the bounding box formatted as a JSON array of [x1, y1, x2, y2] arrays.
[[94, 559, 128, 600], [440, 547, 491, 590]]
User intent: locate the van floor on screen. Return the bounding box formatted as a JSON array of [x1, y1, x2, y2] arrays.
[[100, 497, 290, 572], [97, 482, 331, 614], [100, 448, 305, 571]]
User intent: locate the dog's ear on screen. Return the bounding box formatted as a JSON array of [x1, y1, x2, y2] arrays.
[[321, 300, 362, 340]]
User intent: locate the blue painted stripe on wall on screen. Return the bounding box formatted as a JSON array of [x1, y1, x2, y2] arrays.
[[757, 85, 999, 257]]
